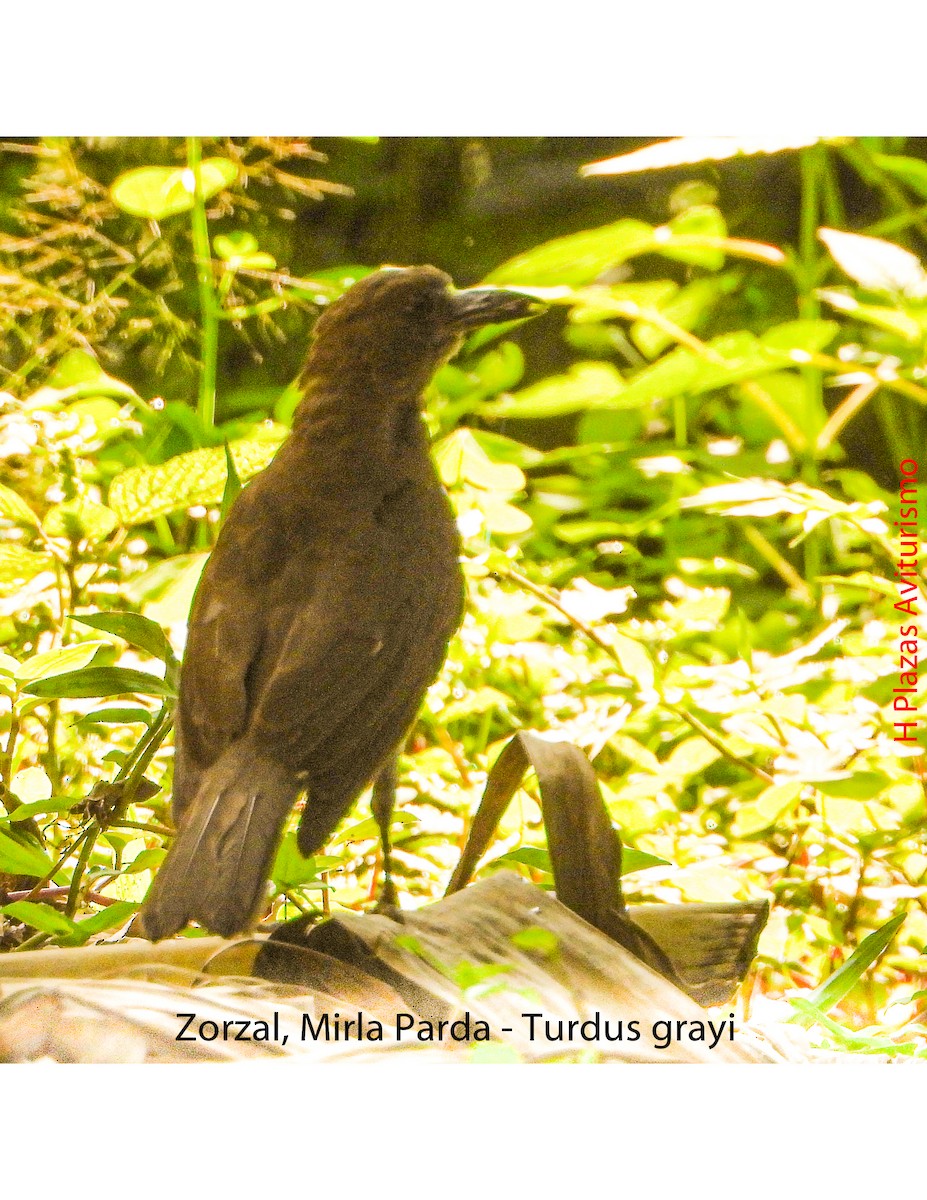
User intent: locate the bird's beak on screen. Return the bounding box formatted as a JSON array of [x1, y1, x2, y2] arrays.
[[448, 286, 546, 330]]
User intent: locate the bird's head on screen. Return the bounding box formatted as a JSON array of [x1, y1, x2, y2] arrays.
[[301, 265, 543, 400]]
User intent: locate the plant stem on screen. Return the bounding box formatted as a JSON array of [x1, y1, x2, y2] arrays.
[[187, 136, 218, 431]]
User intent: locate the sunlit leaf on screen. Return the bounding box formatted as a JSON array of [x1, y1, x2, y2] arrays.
[[1, 900, 78, 935], [486, 219, 656, 287], [0, 828, 53, 876], [819, 227, 927, 298], [23, 666, 175, 700], [108, 426, 287, 525], [582, 136, 823, 176], [16, 641, 108, 684], [0, 482, 41, 529], [0, 545, 54, 597], [731, 782, 803, 837], [43, 499, 119, 543], [484, 362, 626, 420], [70, 611, 175, 665], [790, 912, 906, 1024], [111, 158, 238, 220]]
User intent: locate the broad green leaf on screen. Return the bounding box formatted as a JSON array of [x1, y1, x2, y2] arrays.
[[43, 499, 119, 542], [480, 498, 532, 536], [23, 666, 175, 700], [815, 771, 892, 799], [111, 158, 238, 220], [10, 766, 51, 804], [621, 847, 672, 873], [0, 827, 53, 876], [658, 205, 727, 269], [213, 230, 276, 270], [39, 350, 139, 402], [71, 611, 175, 664], [486, 219, 656, 287], [473, 342, 525, 393], [435, 428, 525, 491], [1, 900, 78, 935], [73, 706, 151, 729], [632, 276, 737, 358], [817, 289, 922, 342], [123, 848, 165, 874], [759, 319, 838, 354], [108, 426, 286, 525], [67, 900, 138, 942], [16, 641, 107, 684], [0, 545, 54, 597], [0, 482, 40, 529], [731, 781, 803, 837], [819, 227, 927, 298], [8, 796, 84, 822], [609, 632, 656, 690], [272, 833, 344, 889], [484, 363, 626, 420], [582, 136, 822, 176]]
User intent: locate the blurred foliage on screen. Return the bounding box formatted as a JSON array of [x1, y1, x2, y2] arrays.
[[0, 136, 925, 1055]]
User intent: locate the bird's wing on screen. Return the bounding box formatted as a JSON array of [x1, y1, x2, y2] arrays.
[[175, 479, 460, 830], [172, 481, 293, 819]]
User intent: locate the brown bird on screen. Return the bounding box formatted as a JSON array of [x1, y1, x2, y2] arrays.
[[140, 265, 541, 940]]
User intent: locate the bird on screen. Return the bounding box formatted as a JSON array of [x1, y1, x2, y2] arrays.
[[140, 265, 542, 940]]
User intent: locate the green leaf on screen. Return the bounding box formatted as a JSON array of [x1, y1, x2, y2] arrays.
[[815, 771, 892, 799], [790, 912, 906, 1025], [73, 706, 152, 728], [41, 350, 139, 402], [486, 219, 656, 287], [731, 782, 803, 837], [1, 900, 78, 936], [0, 545, 54, 597], [817, 289, 922, 342], [484, 362, 626, 420], [632, 276, 737, 358], [8, 796, 84, 822], [0, 827, 53, 876], [66, 900, 138, 942], [71, 611, 175, 664], [43, 499, 119, 543], [123, 849, 165, 874], [658, 205, 727, 269], [0, 482, 41, 529], [621, 847, 671, 874], [16, 641, 108, 684], [435, 428, 526, 491], [23, 666, 175, 700], [609, 632, 655, 690], [108, 427, 286, 525], [213, 231, 275, 270], [111, 158, 238, 220], [272, 833, 343, 889], [871, 152, 927, 199]]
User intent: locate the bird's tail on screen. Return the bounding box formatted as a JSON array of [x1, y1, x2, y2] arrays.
[[139, 743, 298, 941]]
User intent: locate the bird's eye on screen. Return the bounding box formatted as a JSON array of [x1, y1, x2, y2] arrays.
[[407, 294, 433, 320]]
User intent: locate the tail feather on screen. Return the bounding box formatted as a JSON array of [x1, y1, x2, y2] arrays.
[[139, 744, 298, 940]]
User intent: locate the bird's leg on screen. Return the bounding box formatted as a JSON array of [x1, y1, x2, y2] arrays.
[[371, 755, 399, 911]]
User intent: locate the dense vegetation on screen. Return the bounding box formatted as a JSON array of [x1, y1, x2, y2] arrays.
[[0, 137, 924, 1054]]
